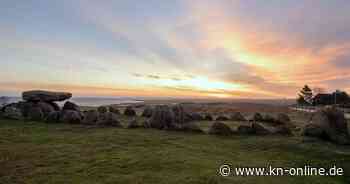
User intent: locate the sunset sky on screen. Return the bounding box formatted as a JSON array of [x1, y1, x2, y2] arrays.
[[1, 0, 350, 98]]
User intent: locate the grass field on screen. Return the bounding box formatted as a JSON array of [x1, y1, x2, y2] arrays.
[[0, 118, 350, 184]]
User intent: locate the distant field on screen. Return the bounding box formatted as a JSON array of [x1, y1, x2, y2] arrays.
[[1, 118, 349, 184]]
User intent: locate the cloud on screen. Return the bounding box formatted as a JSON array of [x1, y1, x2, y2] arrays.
[[1, 0, 350, 98], [181, 0, 350, 94], [132, 73, 193, 81]]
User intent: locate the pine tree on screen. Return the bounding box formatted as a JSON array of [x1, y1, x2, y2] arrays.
[[297, 85, 313, 105], [297, 94, 307, 105]]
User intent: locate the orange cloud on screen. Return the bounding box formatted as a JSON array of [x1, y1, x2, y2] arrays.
[[183, 1, 350, 96]]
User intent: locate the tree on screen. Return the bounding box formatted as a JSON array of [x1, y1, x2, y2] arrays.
[[297, 85, 313, 105], [297, 94, 308, 105]]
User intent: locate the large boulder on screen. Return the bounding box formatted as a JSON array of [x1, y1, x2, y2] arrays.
[[97, 112, 121, 127], [109, 106, 120, 114], [62, 101, 80, 112], [276, 113, 291, 124], [124, 106, 136, 116], [252, 122, 291, 135], [49, 102, 60, 111], [141, 106, 153, 118], [252, 122, 270, 135], [16, 101, 33, 117], [180, 123, 204, 133], [22, 90, 72, 102], [204, 114, 213, 121], [45, 111, 61, 123], [237, 125, 255, 134], [172, 105, 187, 124], [302, 107, 350, 145], [142, 120, 151, 128], [253, 113, 264, 122], [1, 105, 22, 120], [149, 105, 176, 130], [208, 122, 233, 136], [184, 113, 193, 122], [276, 126, 293, 135], [230, 112, 246, 121], [82, 110, 99, 125], [97, 106, 108, 114], [127, 119, 139, 129], [27, 106, 44, 121], [188, 112, 204, 122], [15, 101, 52, 118], [12, 101, 56, 120], [61, 110, 82, 124], [263, 114, 276, 123], [216, 116, 229, 121], [37, 102, 55, 117]]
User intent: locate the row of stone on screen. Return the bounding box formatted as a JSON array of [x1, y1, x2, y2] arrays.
[[208, 121, 292, 136], [1, 89, 348, 144], [143, 105, 293, 136], [141, 106, 291, 125], [5, 100, 344, 144], [213, 112, 291, 124], [145, 104, 350, 145], [2, 102, 348, 145], [0, 101, 137, 120]]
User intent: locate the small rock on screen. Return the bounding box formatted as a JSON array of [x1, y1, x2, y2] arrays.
[[237, 125, 254, 134], [208, 122, 233, 136], [97, 106, 108, 114], [127, 119, 139, 128], [124, 106, 136, 116], [204, 114, 213, 121], [230, 112, 246, 121], [62, 101, 80, 112], [2, 105, 22, 120], [37, 102, 55, 117], [149, 105, 176, 130], [28, 106, 44, 121], [83, 110, 99, 125], [276, 113, 291, 124], [189, 112, 204, 121], [215, 116, 229, 121], [46, 111, 61, 123], [61, 110, 82, 124], [172, 105, 187, 124], [109, 106, 120, 114], [275, 125, 292, 135], [17, 101, 34, 117], [252, 122, 271, 135], [142, 121, 151, 128], [141, 106, 153, 118], [263, 114, 276, 123], [252, 122, 291, 135], [180, 123, 204, 133], [253, 113, 264, 121], [97, 112, 121, 127], [49, 102, 60, 111]]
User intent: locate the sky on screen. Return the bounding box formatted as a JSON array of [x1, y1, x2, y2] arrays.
[[1, 0, 350, 98]]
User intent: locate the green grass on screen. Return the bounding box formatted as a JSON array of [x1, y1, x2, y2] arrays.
[[0, 118, 350, 184]]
